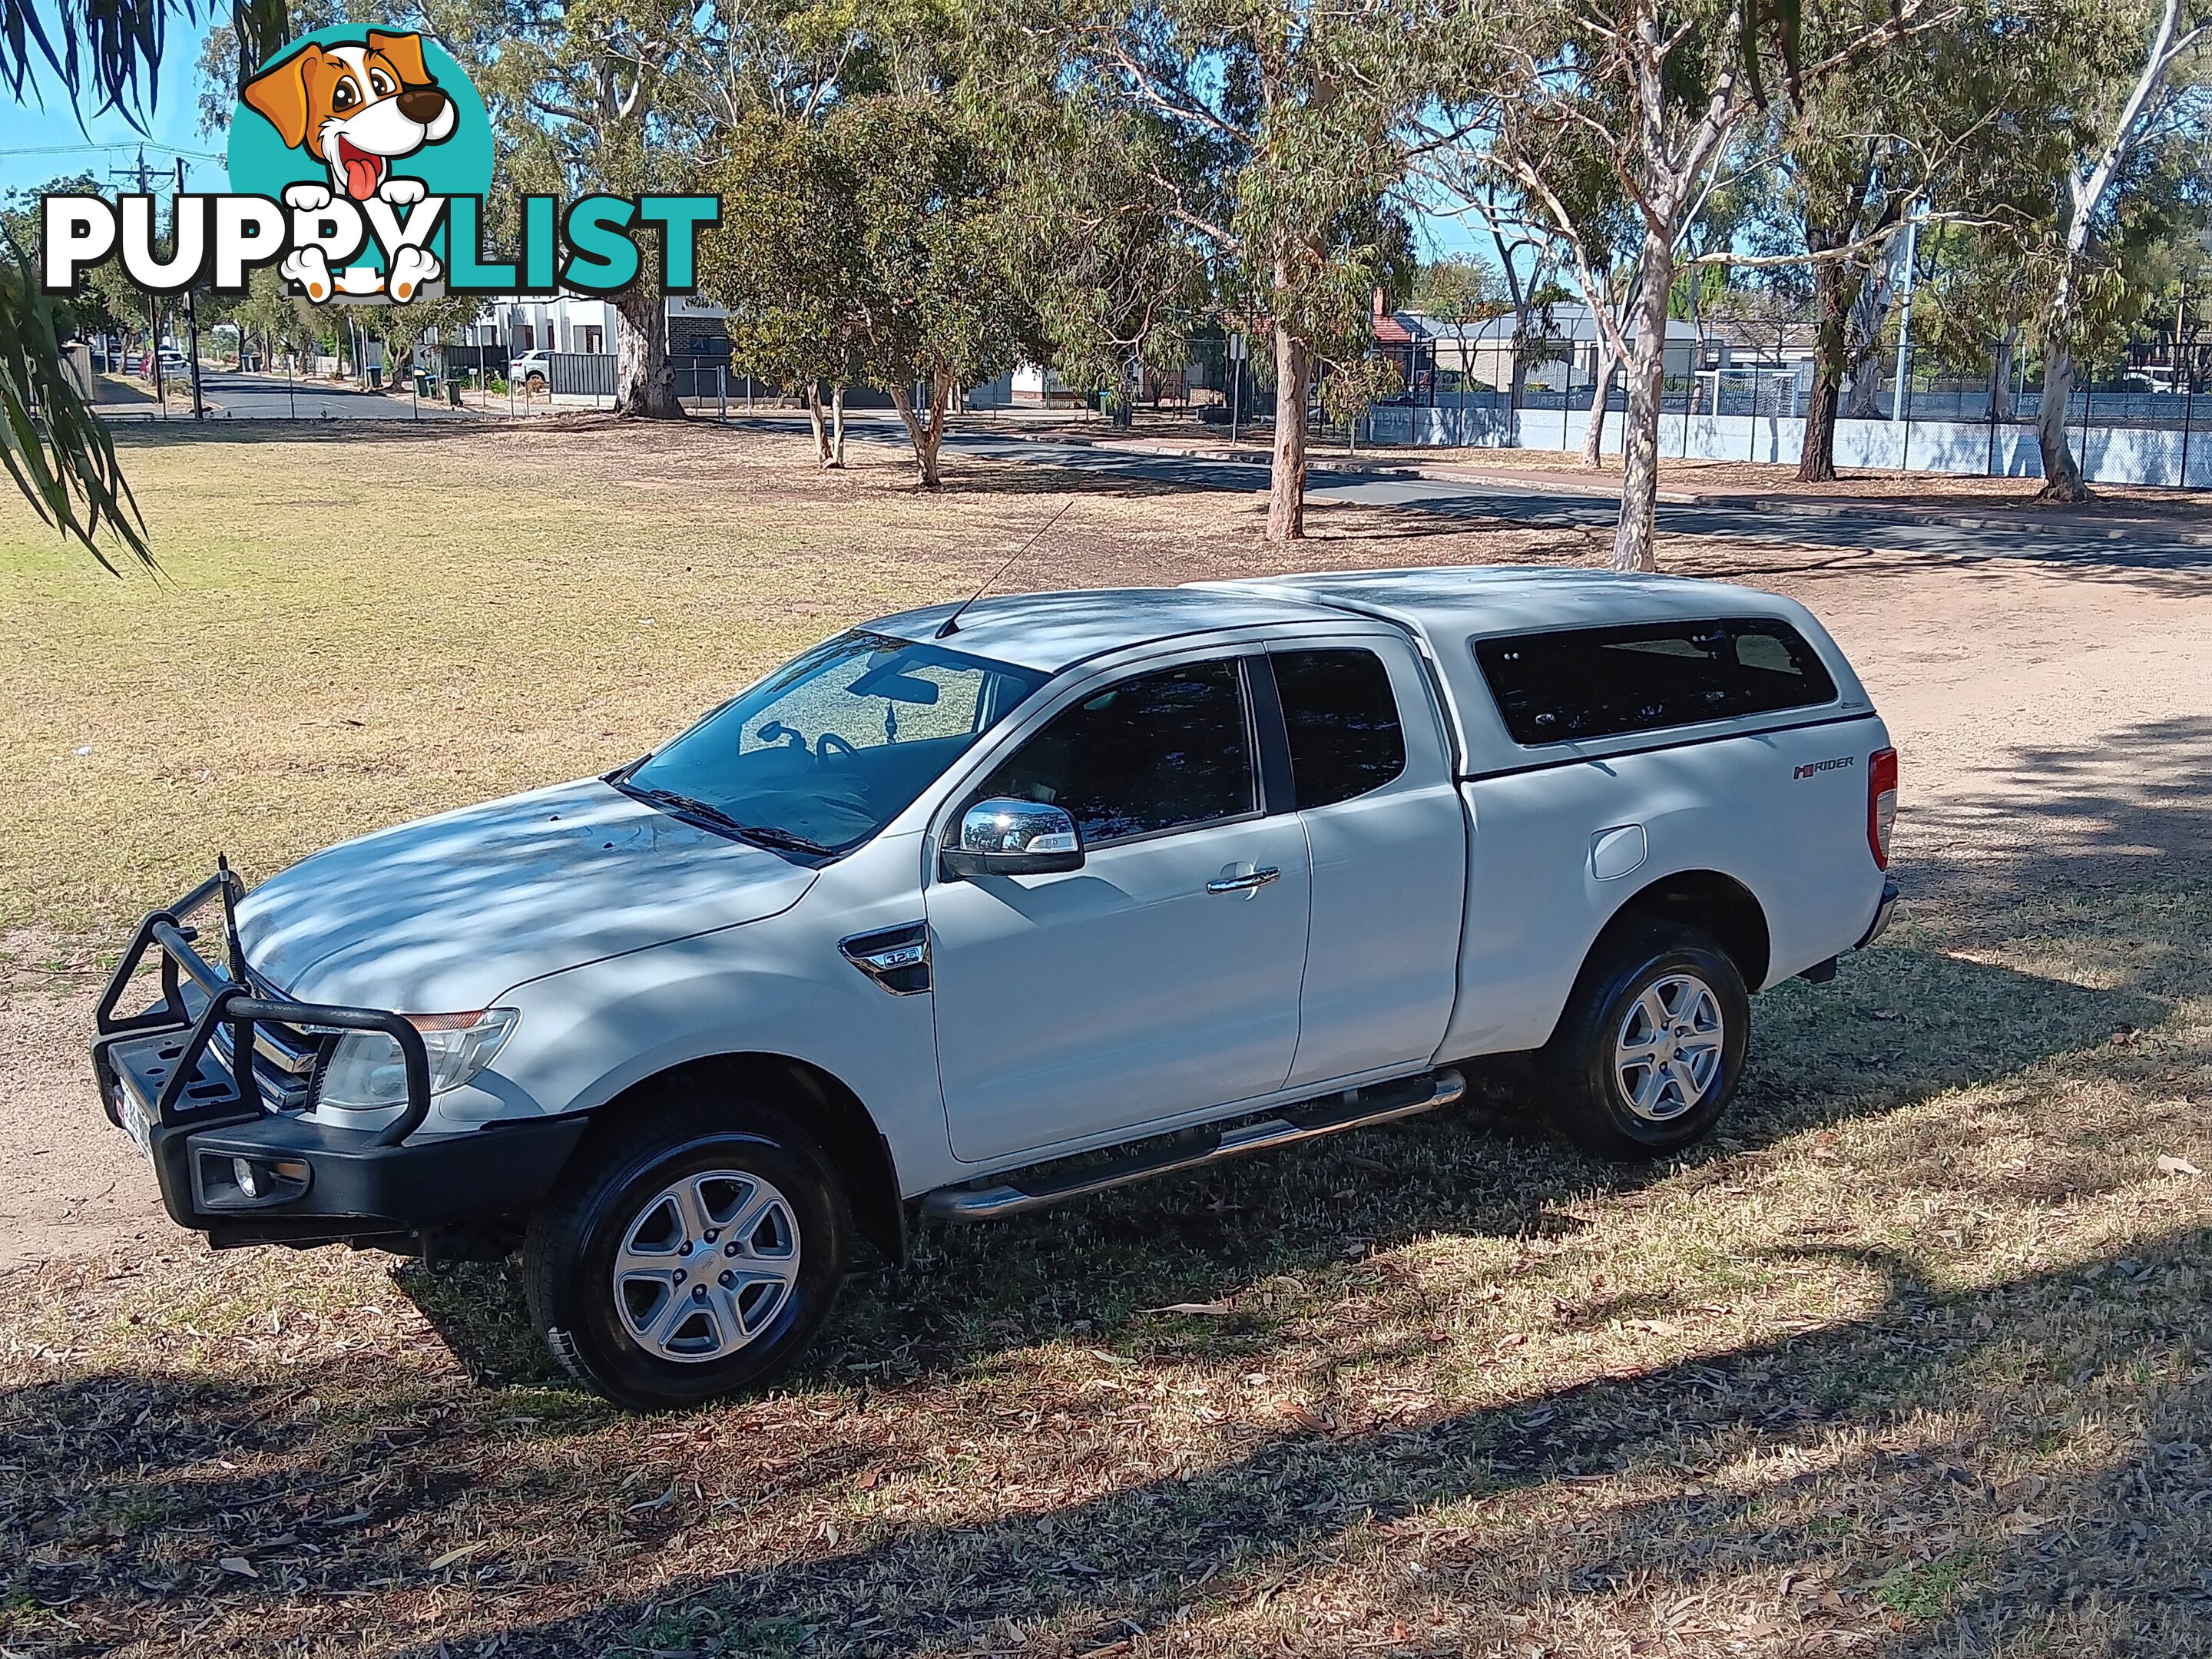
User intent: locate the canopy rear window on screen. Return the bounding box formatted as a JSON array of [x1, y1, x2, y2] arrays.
[[1475, 618, 1839, 747]]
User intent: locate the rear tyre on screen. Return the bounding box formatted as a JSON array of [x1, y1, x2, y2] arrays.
[[524, 1096, 849, 1410], [1536, 921, 1749, 1160]]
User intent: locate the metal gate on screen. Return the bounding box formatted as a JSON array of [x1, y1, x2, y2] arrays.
[[548, 352, 617, 396]]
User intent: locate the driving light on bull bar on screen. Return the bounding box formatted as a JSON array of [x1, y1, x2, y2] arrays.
[[318, 1009, 520, 1111]]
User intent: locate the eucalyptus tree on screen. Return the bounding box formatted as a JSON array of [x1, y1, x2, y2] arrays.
[[834, 96, 1029, 485], [1438, 118, 1643, 466], [2028, 0, 2207, 498], [1439, 186, 1568, 412], [1039, 0, 1489, 542], [985, 84, 1217, 413], [708, 89, 1029, 485], [3, 0, 287, 565], [1773, 0, 2066, 480], [1411, 257, 1509, 412], [1457, 0, 1949, 570], [701, 114, 866, 465], [434, 0, 717, 418], [697, 0, 1062, 484]]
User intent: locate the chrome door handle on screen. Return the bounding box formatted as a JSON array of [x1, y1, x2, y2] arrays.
[[1207, 866, 1280, 894]]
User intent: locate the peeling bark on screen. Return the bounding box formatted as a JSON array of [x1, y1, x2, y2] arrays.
[[613, 286, 683, 419], [806, 382, 833, 466], [2035, 342, 2089, 502], [1580, 351, 1619, 468], [1267, 326, 1310, 543], [1991, 329, 2018, 422], [1611, 241, 1671, 573], [889, 369, 955, 486]]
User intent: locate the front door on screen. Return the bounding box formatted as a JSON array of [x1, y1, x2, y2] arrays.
[[926, 655, 1312, 1164]]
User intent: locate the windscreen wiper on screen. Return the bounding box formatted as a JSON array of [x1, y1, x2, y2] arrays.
[[629, 787, 837, 857]]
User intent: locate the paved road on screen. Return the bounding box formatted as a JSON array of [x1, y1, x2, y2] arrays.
[[104, 371, 478, 422], [912, 426, 2212, 572]]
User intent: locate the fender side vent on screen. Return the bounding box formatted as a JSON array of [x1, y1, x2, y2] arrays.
[[839, 922, 931, 995]]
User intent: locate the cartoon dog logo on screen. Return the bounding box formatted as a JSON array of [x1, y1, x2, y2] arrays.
[[242, 31, 458, 300], [243, 31, 455, 203]]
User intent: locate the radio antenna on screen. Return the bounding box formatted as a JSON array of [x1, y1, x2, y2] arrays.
[[935, 499, 1075, 639]]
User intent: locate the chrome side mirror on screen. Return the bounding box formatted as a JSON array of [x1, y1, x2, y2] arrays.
[[941, 796, 1084, 879]]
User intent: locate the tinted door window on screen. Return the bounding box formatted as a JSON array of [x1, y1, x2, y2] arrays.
[[1475, 619, 1839, 746], [973, 660, 1255, 844], [1272, 648, 1407, 808]]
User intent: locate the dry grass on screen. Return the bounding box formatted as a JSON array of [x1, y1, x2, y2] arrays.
[[2, 422, 2208, 1657]]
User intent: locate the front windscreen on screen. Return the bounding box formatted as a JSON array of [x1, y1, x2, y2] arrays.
[[620, 631, 1048, 853]]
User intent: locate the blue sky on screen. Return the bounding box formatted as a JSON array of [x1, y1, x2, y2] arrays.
[[1, 44, 222, 201]]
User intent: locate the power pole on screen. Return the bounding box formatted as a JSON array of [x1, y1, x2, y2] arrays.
[[1891, 204, 1922, 422], [110, 149, 167, 416], [175, 157, 207, 418]]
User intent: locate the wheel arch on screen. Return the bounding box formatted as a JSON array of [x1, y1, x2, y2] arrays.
[[1597, 868, 1772, 992], [573, 1051, 906, 1265]]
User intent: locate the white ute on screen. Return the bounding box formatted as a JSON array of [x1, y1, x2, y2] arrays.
[[93, 566, 1898, 1408]]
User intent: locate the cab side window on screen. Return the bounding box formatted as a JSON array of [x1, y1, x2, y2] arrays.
[[973, 659, 1256, 845], [1271, 648, 1407, 809]]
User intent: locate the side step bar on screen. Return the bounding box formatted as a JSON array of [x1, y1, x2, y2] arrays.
[[922, 1068, 1465, 1222]]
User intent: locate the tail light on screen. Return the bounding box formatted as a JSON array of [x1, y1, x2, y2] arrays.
[[1867, 747, 1898, 869]]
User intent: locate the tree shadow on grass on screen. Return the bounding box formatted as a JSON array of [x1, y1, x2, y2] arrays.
[[8, 1230, 2202, 1657], [505, 1230, 2202, 1659], [403, 716, 2211, 1396], [2, 897, 2198, 1656]]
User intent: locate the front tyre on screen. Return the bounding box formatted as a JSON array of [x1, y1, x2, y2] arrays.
[[524, 1099, 849, 1410], [1537, 922, 1750, 1160]]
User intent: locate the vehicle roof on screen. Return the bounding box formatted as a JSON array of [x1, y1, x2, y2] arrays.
[[869, 586, 1342, 672], [872, 567, 1814, 674], [1189, 565, 1807, 637]]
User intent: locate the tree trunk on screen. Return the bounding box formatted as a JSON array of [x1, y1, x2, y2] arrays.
[[1267, 326, 1310, 542], [1508, 314, 1532, 409], [2035, 339, 2089, 502], [829, 384, 847, 467], [614, 286, 682, 419], [889, 369, 953, 485], [1797, 251, 1851, 483], [1991, 329, 2018, 422], [806, 382, 832, 466], [1843, 261, 1892, 419], [1611, 240, 1671, 572], [1580, 352, 1618, 468]]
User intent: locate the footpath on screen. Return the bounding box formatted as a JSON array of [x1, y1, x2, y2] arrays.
[[995, 422, 2212, 548]]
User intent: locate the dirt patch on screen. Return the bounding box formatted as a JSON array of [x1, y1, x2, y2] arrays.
[[0, 991, 164, 1273]]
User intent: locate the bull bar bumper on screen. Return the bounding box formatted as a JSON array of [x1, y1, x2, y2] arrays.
[[90, 866, 584, 1249]]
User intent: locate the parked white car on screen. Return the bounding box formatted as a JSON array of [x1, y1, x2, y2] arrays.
[[94, 567, 1897, 1408], [508, 349, 551, 391]]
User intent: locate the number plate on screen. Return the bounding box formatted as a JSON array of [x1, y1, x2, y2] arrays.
[[118, 1089, 156, 1164]]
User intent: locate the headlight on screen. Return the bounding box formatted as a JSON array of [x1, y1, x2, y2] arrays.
[[318, 1009, 519, 1111]]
